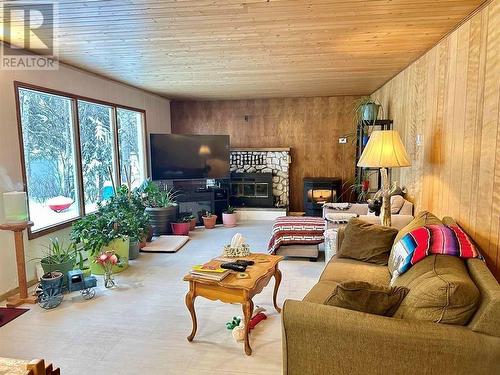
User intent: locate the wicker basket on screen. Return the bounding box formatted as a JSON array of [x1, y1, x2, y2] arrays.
[[222, 244, 251, 257]]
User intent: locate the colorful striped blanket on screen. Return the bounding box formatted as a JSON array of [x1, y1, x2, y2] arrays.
[[391, 224, 482, 283], [268, 216, 325, 254]]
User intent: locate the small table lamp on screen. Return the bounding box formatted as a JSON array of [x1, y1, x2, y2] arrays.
[[357, 130, 411, 227]]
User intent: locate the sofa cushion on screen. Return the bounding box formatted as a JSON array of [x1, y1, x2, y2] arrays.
[[338, 218, 398, 265], [388, 211, 443, 274], [392, 255, 480, 325], [325, 281, 409, 316], [320, 256, 390, 285], [303, 281, 339, 304]]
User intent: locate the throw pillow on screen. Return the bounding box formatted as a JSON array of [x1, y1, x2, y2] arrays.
[[390, 195, 405, 214], [388, 211, 443, 275], [325, 281, 409, 316], [338, 218, 398, 265]]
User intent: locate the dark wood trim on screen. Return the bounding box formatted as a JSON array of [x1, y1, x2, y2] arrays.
[[73, 98, 86, 217], [13, 81, 148, 239]]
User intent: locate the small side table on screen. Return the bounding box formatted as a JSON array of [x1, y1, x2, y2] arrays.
[[0, 221, 37, 307]]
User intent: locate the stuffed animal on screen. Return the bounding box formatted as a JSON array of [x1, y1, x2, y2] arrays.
[[232, 321, 246, 342]]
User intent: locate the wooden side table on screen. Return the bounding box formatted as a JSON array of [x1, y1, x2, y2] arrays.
[[183, 254, 283, 355], [0, 221, 37, 307]]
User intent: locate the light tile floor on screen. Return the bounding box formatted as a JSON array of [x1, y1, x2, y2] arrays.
[[0, 221, 324, 375]]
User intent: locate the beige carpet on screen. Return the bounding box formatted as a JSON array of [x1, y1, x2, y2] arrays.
[[0, 221, 324, 375]]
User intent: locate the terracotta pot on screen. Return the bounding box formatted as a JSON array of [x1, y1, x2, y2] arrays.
[[171, 222, 191, 235], [189, 217, 197, 231], [222, 212, 237, 227], [202, 215, 217, 229]]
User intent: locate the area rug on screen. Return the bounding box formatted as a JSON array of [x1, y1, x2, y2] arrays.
[[141, 235, 189, 253], [0, 307, 29, 328]]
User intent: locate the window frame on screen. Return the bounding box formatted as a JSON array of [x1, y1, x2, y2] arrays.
[[14, 81, 148, 239]]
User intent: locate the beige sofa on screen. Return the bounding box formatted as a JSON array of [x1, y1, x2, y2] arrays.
[[323, 198, 414, 230], [282, 215, 500, 375]]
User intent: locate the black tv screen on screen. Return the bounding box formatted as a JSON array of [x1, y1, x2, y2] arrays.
[[150, 134, 230, 180]]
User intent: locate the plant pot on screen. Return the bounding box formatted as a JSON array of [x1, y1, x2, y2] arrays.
[[90, 237, 130, 275], [129, 240, 140, 260], [171, 222, 190, 236], [202, 215, 217, 229], [145, 206, 177, 236], [40, 271, 64, 298], [82, 267, 92, 278], [146, 226, 154, 242], [189, 217, 197, 230], [222, 212, 237, 227], [361, 103, 380, 122], [41, 257, 75, 288]]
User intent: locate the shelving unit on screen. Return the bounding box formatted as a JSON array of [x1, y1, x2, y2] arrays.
[[354, 119, 393, 199]]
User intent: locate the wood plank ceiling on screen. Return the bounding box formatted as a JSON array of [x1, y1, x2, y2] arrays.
[[2, 0, 486, 99]]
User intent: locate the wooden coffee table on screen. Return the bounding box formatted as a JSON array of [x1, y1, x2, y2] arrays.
[[183, 253, 283, 355]]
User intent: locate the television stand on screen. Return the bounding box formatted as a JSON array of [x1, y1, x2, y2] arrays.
[[176, 187, 228, 225]]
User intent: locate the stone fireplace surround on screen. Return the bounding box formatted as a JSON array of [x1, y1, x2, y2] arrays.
[[229, 148, 290, 208]]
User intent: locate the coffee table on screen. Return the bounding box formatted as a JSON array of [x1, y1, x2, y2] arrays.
[[183, 253, 283, 355]]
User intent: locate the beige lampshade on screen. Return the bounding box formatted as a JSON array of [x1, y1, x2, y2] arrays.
[[357, 130, 411, 168]]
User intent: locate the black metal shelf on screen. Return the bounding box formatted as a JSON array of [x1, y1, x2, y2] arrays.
[[354, 119, 393, 199]]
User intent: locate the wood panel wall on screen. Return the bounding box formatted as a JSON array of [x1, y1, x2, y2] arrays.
[[171, 97, 358, 211], [372, 0, 500, 279]]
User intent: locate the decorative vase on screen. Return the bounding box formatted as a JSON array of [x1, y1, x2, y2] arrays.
[[103, 270, 115, 288], [202, 215, 217, 229], [222, 212, 237, 227]]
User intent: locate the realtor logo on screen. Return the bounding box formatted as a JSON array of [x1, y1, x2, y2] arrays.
[[1, 1, 58, 70]]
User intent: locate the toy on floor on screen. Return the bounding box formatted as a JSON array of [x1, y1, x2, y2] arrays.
[[249, 313, 267, 330], [228, 306, 268, 342], [226, 316, 242, 330]]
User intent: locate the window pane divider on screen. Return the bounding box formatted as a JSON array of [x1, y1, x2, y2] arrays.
[[72, 99, 86, 217]]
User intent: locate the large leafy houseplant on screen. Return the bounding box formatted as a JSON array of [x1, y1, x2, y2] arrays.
[[138, 180, 178, 235]]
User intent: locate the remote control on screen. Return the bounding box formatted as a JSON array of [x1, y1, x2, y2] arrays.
[[235, 260, 254, 266], [221, 262, 247, 272]]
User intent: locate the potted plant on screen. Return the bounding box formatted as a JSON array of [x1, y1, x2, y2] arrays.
[[38, 237, 77, 287], [171, 216, 191, 236], [106, 186, 149, 260], [71, 200, 130, 276], [202, 210, 217, 229], [139, 180, 178, 236], [222, 206, 237, 227], [179, 213, 197, 231], [353, 96, 382, 125]]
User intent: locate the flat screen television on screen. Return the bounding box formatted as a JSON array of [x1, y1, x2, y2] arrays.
[[150, 134, 230, 180]]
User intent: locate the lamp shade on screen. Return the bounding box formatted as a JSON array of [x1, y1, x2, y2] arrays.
[[357, 130, 411, 168]]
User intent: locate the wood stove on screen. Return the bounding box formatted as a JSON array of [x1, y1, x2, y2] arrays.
[[304, 177, 342, 216], [230, 172, 274, 208]]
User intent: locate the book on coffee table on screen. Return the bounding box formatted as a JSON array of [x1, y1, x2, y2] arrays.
[[190, 260, 230, 281]]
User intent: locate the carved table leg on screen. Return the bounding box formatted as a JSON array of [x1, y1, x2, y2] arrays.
[[273, 267, 282, 313], [242, 299, 254, 355], [185, 287, 197, 342]]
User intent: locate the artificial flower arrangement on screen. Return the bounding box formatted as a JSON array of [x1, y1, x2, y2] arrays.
[[94, 250, 123, 288]]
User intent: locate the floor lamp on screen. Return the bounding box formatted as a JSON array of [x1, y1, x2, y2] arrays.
[[357, 130, 411, 227]]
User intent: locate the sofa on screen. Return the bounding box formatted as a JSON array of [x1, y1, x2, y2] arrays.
[[323, 196, 414, 230], [282, 213, 500, 375]]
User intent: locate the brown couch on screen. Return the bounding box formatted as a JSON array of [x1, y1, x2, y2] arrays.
[[282, 215, 500, 375]]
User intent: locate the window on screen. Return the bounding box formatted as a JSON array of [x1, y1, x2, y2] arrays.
[[78, 101, 117, 213], [16, 83, 147, 237], [117, 108, 146, 189], [18, 88, 81, 232]]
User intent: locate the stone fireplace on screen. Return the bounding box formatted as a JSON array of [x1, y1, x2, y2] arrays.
[[229, 148, 290, 208]]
